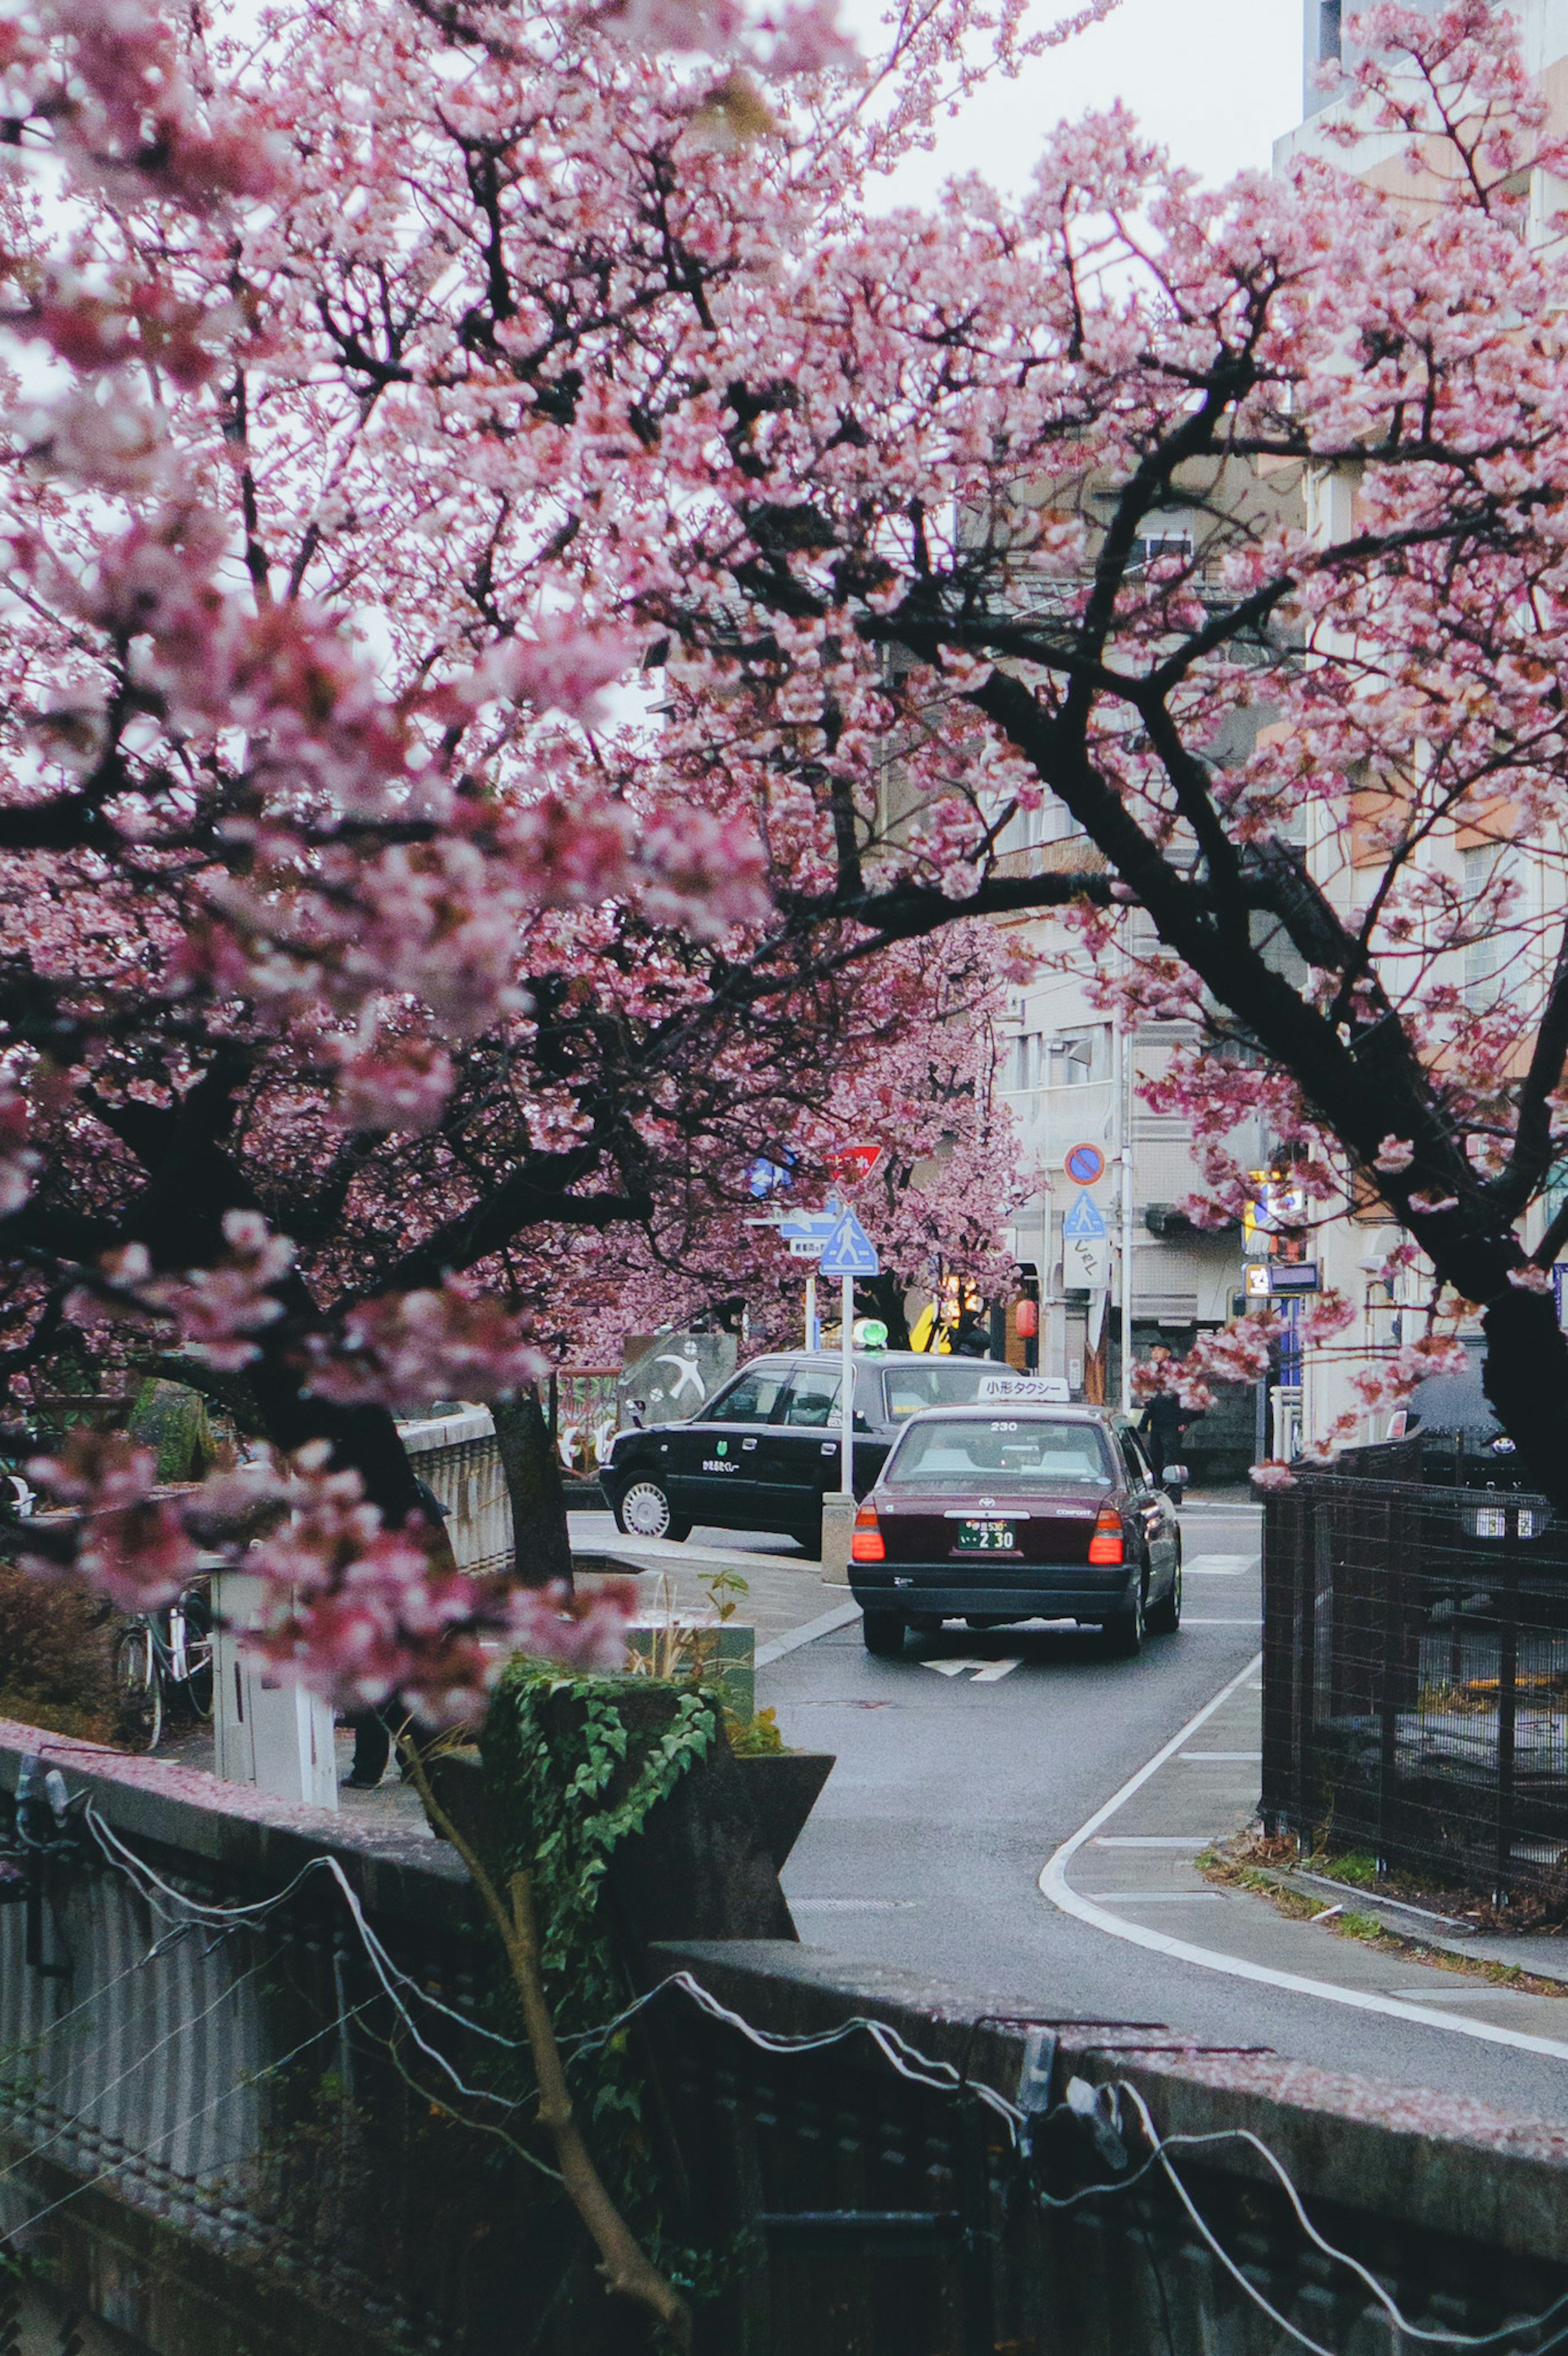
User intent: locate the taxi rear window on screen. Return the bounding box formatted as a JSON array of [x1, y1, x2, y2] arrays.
[[882, 1364, 1012, 1420], [886, 1418, 1114, 1485]]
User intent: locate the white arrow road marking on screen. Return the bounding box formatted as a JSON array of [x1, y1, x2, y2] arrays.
[[919, 1657, 1020, 1682], [1040, 1652, 1568, 2065]]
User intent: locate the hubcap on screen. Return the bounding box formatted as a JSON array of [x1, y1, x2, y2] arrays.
[[622, 1481, 672, 1538]]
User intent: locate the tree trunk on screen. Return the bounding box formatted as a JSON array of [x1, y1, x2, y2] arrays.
[[492, 1384, 574, 1591]]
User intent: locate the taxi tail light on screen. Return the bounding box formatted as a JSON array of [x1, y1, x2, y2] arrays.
[[851, 1505, 885, 1563], [1088, 1507, 1124, 1566]]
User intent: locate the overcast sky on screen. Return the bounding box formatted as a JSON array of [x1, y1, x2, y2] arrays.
[[859, 0, 1304, 208]]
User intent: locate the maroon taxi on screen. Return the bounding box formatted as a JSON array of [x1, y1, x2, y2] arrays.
[[848, 1403, 1181, 1659]]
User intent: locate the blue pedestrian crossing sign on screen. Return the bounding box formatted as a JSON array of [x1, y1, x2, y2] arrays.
[[819, 1207, 881, 1276], [1062, 1193, 1107, 1240]]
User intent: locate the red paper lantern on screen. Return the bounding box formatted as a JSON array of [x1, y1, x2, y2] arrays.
[[1014, 1298, 1039, 1339]]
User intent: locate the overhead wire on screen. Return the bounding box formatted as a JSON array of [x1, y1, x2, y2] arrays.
[[0, 1992, 381, 2257], [0, 1953, 273, 2193]]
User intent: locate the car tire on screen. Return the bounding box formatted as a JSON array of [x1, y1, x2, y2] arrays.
[[862, 1611, 905, 1658], [613, 1479, 692, 1543], [1103, 1582, 1146, 1658], [1147, 1554, 1182, 1635]]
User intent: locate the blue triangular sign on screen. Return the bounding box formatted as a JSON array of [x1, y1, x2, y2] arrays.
[[819, 1208, 881, 1276], [1062, 1193, 1107, 1240]]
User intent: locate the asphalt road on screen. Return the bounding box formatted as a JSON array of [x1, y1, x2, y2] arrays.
[[760, 1498, 1568, 2123]]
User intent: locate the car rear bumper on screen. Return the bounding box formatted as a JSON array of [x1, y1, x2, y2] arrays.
[[850, 1566, 1138, 1620]]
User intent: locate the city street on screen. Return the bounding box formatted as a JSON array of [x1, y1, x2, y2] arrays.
[[760, 1497, 1568, 2123]]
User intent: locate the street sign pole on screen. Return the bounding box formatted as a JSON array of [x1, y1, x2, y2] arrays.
[[815, 1207, 880, 1537], [806, 1271, 817, 1352], [841, 1271, 854, 1482]]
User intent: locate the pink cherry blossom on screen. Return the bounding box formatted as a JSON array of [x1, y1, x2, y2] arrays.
[[306, 1286, 550, 1414], [24, 1431, 198, 1608], [0, 1085, 38, 1216], [1374, 1137, 1415, 1174]]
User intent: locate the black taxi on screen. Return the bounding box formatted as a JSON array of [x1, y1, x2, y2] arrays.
[[848, 1403, 1181, 1658], [601, 1352, 1062, 1553]]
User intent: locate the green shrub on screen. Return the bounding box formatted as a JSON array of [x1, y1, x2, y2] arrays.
[[0, 1565, 117, 1742]]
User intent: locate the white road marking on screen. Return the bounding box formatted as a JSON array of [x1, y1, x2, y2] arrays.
[[920, 1655, 1020, 1682], [1092, 1892, 1230, 1904], [790, 1897, 918, 1913], [1094, 1835, 1219, 1847], [1040, 1652, 1568, 2064], [1383, 1986, 1546, 2003], [1183, 1617, 1262, 1626], [1185, 1555, 1257, 1577]]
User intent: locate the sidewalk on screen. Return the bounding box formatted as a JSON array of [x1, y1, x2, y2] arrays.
[[1047, 1655, 1568, 2054], [567, 1509, 859, 1658]]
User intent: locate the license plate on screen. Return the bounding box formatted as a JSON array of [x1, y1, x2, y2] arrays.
[[957, 1520, 1015, 1551]]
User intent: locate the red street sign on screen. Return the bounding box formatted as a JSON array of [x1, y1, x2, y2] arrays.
[[1064, 1142, 1106, 1185], [826, 1144, 882, 1185]]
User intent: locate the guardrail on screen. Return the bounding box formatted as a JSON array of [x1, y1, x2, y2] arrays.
[[1262, 1466, 1568, 1900], [398, 1405, 512, 1577]]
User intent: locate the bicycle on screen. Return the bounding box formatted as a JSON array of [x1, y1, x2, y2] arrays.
[[113, 1583, 214, 1753]]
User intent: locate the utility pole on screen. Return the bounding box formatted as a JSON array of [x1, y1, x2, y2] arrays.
[[1117, 1017, 1135, 1412]]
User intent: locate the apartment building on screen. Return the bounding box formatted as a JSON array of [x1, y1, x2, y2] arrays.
[[1265, 0, 1568, 1454]]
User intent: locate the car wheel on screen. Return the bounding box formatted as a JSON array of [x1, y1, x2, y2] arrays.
[[1147, 1556, 1182, 1635], [1103, 1582, 1146, 1658], [862, 1611, 905, 1658], [614, 1480, 692, 1543]]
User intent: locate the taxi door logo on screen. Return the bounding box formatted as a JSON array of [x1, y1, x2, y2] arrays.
[[703, 1439, 735, 1473]]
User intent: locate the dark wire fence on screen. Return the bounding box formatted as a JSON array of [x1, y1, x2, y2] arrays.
[[1261, 1449, 1568, 1903]]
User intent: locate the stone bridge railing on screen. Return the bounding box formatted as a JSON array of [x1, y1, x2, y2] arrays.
[[4, 1718, 1568, 2356]]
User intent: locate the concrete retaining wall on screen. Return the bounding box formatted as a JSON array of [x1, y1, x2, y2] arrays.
[[4, 1719, 1568, 2356]]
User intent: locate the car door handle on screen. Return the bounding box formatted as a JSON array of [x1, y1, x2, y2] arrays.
[[821, 1442, 837, 1455], [742, 1438, 758, 1451]]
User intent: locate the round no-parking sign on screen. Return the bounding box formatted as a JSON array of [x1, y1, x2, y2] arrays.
[[1064, 1142, 1105, 1186]]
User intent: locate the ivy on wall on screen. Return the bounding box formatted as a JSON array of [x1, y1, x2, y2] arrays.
[[480, 1663, 727, 2304]]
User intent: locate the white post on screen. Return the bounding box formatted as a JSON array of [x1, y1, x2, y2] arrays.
[[1119, 1019, 1135, 1411], [840, 1270, 854, 1488], [806, 1270, 817, 1352]]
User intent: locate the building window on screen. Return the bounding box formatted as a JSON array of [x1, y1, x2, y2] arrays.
[[1129, 532, 1194, 573], [1319, 0, 1341, 63], [1461, 844, 1513, 1009], [1048, 1031, 1102, 1087]]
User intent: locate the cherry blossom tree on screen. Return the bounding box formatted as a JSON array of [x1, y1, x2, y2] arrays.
[[26, 0, 1568, 2326]]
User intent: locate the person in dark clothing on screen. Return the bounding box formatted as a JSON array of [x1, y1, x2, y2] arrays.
[[1138, 1345, 1196, 1487]]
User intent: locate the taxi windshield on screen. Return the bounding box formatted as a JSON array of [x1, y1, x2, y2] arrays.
[[886, 1418, 1114, 1486], [883, 1363, 1015, 1419]]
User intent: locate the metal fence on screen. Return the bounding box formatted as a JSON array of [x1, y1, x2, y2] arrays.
[[1261, 1464, 1568, 1901]]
